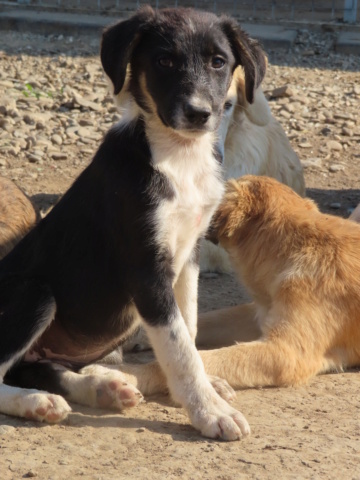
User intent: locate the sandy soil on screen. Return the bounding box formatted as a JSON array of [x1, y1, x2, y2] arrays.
[[0, 27, 360, 480]]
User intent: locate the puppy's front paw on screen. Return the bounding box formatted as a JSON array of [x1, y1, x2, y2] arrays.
[[21, 392, 71, 423], [189, 394, 250, 441], [208, 375, 236, 403]]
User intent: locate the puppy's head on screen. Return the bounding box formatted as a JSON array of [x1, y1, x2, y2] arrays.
[[101, 7, 266, 136]]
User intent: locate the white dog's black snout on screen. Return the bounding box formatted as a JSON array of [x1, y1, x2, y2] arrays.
[[183, 100, 212, 126]]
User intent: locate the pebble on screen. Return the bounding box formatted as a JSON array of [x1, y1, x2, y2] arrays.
[[329, 202, 341, 209], [51, 134, 63, 145], [0, 425, 15, 434], [51, 152, 68, 160], [329, 164, 345, 173], [24, 470, 38, 478], [301, 157, 322, 168], [270, 85, 294, 98], [326, 140, 343, 151], [27, 153, 42, 163], [341, 127, 353, 137]]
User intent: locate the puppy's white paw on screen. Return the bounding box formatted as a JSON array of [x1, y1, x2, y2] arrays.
[[78, 366, 143, 410], [21, 392, 71, 423], [208, 375, 236, 403], [94, 375, 144, 410], [189, 394, 250, 441]]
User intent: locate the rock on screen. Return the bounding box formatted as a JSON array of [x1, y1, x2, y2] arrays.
[[321, 127, 332, 136], [50, 152, 68, 160], [0, 425, 15, 435], [51, 134, 63, 146], [73, 93, 102, 112], [79, 118, 94, 127], [341, 127, 353, 137], [329, 202, 341, 209], [329, 164, 344, 172], [301, 157, 322, 168], [24, 470, 38, 478], [326, 140, 343, 151], [0, 96, 16, 115], [270, 85, 294, 98], [298, 142, 312, 149], [27, 153, 42, 163]]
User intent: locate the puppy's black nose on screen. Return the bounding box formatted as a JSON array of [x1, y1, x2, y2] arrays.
[[184, 102, 211, 125]]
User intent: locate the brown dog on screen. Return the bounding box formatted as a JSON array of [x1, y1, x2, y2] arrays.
[[118, 175, 360, 394], [200, 66, 305, 273], [0, 176, 38, 259]]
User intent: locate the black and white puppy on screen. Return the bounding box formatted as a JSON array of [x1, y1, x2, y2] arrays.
[[0, 7, 265, 440]]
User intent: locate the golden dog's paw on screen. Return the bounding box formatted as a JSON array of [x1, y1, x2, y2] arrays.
[[208, 374, 236, 403]]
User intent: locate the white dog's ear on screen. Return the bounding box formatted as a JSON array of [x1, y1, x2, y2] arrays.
[[101, 6, 155, 95], [232, 66, 271, 126], [220, 17, 266, 104]]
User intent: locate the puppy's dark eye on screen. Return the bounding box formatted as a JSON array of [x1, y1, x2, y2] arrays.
[[157, 56, 174, 68], [212, 56, 225, 69], [224, 101, 233, 110]]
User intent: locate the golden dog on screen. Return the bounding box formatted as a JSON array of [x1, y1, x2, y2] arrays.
[[119, 175, 360, 394], [0, 176, 38, 259], [200, 66, 305, 273]]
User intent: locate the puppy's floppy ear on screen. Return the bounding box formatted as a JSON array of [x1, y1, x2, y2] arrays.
[[221, 17, 266, 104], [101, 6, 155, 95]]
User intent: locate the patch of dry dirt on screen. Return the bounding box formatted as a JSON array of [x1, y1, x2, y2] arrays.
[[0, 28, 360, 479]]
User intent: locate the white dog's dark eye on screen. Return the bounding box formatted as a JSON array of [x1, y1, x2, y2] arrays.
[[224, 101, 233, 110], [158, 56, 174, 68], [212, 56, 225, 69]]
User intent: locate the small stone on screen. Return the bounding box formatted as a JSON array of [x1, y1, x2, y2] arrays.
[[27, 154, 42, 163], [73, 93, 102, 112], [51, 134, 63, 146], [329, 202, 341, 209], [329, 164, 344, 173], [0, 425, 15, 435], [136, 427, 146, 433], [326, 140, 342, 151], [8, 146, 20, 156], [301, 157, 322, 168], [321, 127, 332, 136], [24, 470, 38, 478], [341, 127, 353, 137], [298, 142, 312, 149], [270, 85, 294, 98], [23, 114, 35, 125], [51, 152, 68, 160], [79, 118, 94, 127]]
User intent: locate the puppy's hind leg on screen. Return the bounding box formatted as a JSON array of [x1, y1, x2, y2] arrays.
[[0, 275, 71, 422], [7, 362, 143, 412]]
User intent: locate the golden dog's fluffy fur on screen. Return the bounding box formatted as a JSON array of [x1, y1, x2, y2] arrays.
[[200, 66, 305, 273], [119, 175, 360, 394], [199, 175, 360, 388], [0, 176, 38, 259]]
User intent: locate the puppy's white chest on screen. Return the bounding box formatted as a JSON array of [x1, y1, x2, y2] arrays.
[[152, 134, 223, 272]]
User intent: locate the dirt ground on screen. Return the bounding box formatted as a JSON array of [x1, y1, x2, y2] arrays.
[[0, 26, 360, 480]]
